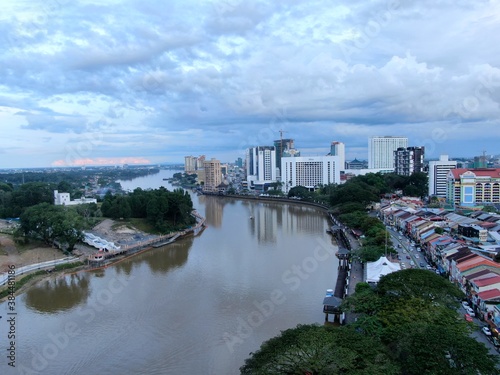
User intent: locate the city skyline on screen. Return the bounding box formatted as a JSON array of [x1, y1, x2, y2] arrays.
[[1, 1, 500, 168]]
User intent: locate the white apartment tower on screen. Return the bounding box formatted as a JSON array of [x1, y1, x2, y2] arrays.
[[330, 141, 345, 171], [246, 146, 277, 189], [281, 155, 341, 194], [368, 136, 408, 169], [428, 155, 457, 197]]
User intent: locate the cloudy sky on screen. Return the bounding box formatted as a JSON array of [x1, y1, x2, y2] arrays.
[[1, 0, 500, 168]]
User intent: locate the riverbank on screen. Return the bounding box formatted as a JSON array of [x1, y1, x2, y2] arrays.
[[85, 211, 206, 269]]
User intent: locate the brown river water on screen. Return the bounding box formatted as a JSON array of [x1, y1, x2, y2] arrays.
[[1, 170, 339, 375]]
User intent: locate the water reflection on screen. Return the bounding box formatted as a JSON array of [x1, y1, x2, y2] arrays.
[[131, 236, 193, 274], [24, 273, 90, 313], [200, 195, 226, 228]]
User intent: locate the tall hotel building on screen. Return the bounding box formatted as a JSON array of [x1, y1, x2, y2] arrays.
[[368, 136, 408, 169], [246, 146, 277, 190], [202, 158, 222, 193], [428, 155, 457, 197], [281, 155, 341, 194]]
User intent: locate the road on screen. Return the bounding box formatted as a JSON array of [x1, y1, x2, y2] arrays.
[[0, 256, 79, 286], [386, 226, 499, 357]]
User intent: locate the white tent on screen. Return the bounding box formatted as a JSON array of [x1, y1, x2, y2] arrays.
[[366, 256, 401, 283]]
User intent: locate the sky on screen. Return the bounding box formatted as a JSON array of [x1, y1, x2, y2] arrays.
[[1, 0, 500, 168]]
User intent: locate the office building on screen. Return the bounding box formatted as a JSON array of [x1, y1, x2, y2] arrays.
[[428, 155, 457, 197], [394, 146, 425, 176], [368, 136, 408, 169], [281, 155, 341, 194]]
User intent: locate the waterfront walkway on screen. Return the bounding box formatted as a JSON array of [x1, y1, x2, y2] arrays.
[[87, 210, 206, 265]]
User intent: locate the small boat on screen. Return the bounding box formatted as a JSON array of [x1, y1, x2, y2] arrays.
[[249, 216, 254, 219]]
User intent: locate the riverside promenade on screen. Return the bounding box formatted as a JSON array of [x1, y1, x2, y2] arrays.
[[328, 213, 364, 324], [87, 210, 206, 267]]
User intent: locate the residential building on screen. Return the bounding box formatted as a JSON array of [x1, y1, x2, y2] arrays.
[[184, 156, 198, 173], [428, 155, 457, 198], [281, 155, 341, 194], [447, 168, 500, 207], [203, 158, 222, 193], [394, 146, 425, 176], [54, 190, 97, 206], [368, 136, 408, 169]]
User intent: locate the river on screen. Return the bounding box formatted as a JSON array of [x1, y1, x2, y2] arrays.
[[1, 170, 339, 375]]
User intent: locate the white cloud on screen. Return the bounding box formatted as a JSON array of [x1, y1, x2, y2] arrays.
[[0, 0, 499, 168]]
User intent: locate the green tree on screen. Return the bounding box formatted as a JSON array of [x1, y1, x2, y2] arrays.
[[240, 325, 399, 375], [391, 323, 498, 375], [17, 203, 83, 250]]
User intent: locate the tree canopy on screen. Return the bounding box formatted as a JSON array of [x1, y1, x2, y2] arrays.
[[243, 270, 499, 374], [101, 187, 195, 232], [240, 325, 399, 375], [16, 203, 84, 251]]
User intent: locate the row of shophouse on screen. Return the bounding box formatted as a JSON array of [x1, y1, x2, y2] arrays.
[[380, 202, 500, 346]]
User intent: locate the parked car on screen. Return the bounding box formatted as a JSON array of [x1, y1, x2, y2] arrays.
[[419, 262, 425, 268], [461, 301, 469, 309], [464, 313, 473, 322], [466, 307, 475, 317], [482, 326, 492, 336]]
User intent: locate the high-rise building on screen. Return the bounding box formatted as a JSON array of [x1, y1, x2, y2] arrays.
[[368, 136, 408, 169], [394, 146, 425, 176], [330, 141, 345, 171], [273, 138, 294, 177], [281, 155, 341, 194], [428, 155, 457, 197], [184, 156, 198, 173], [203, 158, 222, 193], [246, 146, 277, 190]]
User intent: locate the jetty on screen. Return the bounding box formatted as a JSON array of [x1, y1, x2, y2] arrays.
[[87, 210, 206, 267]]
